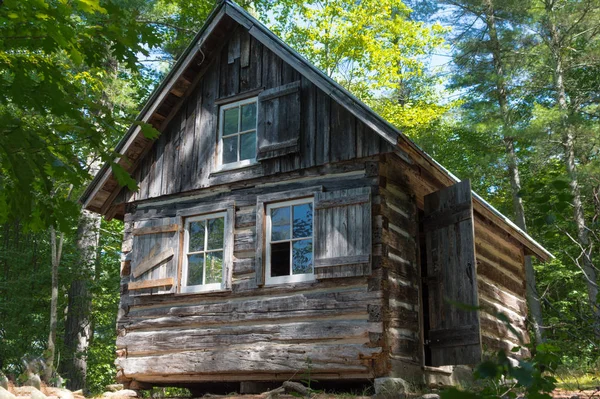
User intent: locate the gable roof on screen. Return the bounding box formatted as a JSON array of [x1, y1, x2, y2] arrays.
[[80, 0, 552, 261]]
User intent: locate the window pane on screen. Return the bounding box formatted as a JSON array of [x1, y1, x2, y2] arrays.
[[293, 203, 313, 238], [271, 242, 290, 277], [205, 251, 223, 284], [207, 217, 224, 250], [240, 131, 256, 160], [293, 239, 313, 275], [222, 135, 238, 164], [187, 254, 204, 286], [240, 102, 257, 131], [223, 107, 239, 135], [271, 206, 291, 241], [188, 221, 205, 252]]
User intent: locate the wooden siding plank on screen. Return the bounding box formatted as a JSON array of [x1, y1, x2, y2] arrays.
[[314, 187, 372, 279], [423, 180, 481, 366], [128, 277, 174, 291], [133, 224, 179, 236], [330, 100, 356, 162], [315, 88, 331, 165], [116, 343, 381, 377], [133, 248, 175, 278]]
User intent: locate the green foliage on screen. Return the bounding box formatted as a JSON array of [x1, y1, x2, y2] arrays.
[[442, 345, 560, 399], [0, 0, 160, 229], [266, 0, 451, 137], [86, 219, 122, 395]]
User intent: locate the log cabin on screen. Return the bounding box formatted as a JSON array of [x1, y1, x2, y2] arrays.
[[80, 0, 553, 392]]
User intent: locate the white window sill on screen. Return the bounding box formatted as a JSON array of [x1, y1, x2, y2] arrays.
[[265, 273, 315, 286], [210, 160, 260, 177], [178, 285, 230, 295]]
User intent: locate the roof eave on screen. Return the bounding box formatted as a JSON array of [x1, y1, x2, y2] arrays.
[[79, 1, 229, 208]]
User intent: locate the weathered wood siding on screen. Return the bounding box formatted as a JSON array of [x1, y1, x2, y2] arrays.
[[116, 163, 387, 384], [382, 153, 530, 366], [126, 25, 391, 203], [377, 154, 422, 378]]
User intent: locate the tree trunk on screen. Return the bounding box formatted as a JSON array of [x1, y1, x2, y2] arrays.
[[544, 0, 598, 323], [61, 160, 102, 392], [45, 225, 64, 382], [483, 0, 545, 343]]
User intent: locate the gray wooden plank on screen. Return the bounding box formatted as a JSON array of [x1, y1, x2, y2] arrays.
[[315, 88, 330, 165], [330, 100, 356, 162], [423, 180, 481, 366]]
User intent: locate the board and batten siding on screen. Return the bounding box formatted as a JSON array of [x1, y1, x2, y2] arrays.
[[126, 25, 392, 204], [116, 164, 388, 384]]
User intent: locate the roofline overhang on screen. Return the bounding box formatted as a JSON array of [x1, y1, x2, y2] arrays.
[[80, 0, 553, 261]]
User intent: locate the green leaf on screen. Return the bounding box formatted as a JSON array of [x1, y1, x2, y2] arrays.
[[134, 121, 161, 140], [110, 161, 138, 191], [475, 360, 498, 379], [511, 365, 534, 387], [77, 0, 107, 14]]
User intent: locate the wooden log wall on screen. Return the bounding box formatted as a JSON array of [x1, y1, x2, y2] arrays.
[[377, 155, 423, 379], [126, 25, 392, 204], [383, 153, 531, 366], [116, 160, 388, 385]]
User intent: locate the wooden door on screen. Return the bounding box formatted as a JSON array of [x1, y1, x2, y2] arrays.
[[423, 180, 481, 366]]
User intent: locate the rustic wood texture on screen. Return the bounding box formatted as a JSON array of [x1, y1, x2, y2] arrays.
[[128, 278, 174, 291], [423, 180, 482, 367], [116, 172, 386, 385], [127, 30, 391, 203], [130, 217, 180, 295], [314, 187, 372, 279], [132, 248, 174, 278], [377, 159, 422, 372], [384, 153, 530, 362], [107, 18, 536, 387]]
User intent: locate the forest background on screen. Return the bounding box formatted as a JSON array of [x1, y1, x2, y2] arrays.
[[0, 0, 599, 395]]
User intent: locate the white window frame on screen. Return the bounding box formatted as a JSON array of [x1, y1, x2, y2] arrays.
[[217, 97, 258, 171], [181, 211, 227, 293], [265, 198, 315, 285]]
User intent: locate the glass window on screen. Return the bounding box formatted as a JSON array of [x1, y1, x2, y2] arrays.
[[219, 98, 257, 168], [182, 212, 226, 293], [265, 198, 314, 285]]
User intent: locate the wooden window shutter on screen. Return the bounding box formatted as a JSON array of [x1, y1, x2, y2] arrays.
[[256, 81, 301, 160], [128, 216, 182, 295], [314, 187, 372, 279], [423, 180, 482, 366]]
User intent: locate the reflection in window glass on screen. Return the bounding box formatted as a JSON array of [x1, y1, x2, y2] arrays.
[[220, 98, 257, 166], [185, 215, 225, 290], [241, 103, 257, 131], [187, 254, 204, 286], [207, 218, 224, 249], [223, 108, 239, 135], [293, 203, 313, 238], [293, 239, 313, 274], [240, 132, 256, 161], [222, 136, 238, 164], [267, 199, 314, 283], [205, 251, 223, 284], [271, 207, 291, 241], [188, 221, 205, 252]]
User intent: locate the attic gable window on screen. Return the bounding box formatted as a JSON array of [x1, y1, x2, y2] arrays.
[[218, 97, 257, 169]]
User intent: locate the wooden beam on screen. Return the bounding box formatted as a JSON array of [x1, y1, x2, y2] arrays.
[[133, 248, 175, 278], [133, 224, 179, 236], [128, 278, 174, 291]]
